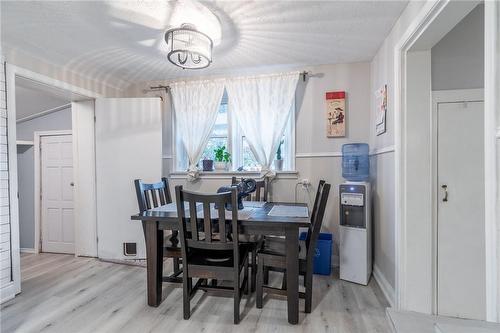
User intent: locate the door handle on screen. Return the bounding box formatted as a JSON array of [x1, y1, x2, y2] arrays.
[[70, 182, 75, 187], [441, 184, 448, 202]]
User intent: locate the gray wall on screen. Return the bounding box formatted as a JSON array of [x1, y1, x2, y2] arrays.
[[16, 108, 72, 249], [432, 4, 484, 90]]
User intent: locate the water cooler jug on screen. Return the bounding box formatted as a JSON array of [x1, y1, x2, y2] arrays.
[[339, 144, 372, 285]]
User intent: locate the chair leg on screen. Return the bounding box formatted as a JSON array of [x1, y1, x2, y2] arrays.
[[183, 276, 191, 320], [251, 246, 257, 292], [234, 278, 241, 324], [281, 270, 287, 290], [173, 257, 181, 274], [256, 256, 264, 309], [244, 259, 249, 295], [305, 271, 313, 313], [263, 266, 269, 284]]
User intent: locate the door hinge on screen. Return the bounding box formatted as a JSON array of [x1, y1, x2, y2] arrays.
[[94, 115, 96, 122]]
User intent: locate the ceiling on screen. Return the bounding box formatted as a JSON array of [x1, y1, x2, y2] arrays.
[[2, 1, 408, 91]]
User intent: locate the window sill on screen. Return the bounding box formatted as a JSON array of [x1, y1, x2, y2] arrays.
[[169, 170, 299, 180]]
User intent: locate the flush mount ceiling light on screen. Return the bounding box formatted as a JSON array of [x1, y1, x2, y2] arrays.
[[165, 23, 213, 69], [163, 0, 221, 70]]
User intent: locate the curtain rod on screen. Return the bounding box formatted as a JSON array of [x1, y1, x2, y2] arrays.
[[147, 71, 310, 93]]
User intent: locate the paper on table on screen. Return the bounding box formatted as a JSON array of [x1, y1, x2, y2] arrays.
[[243, 201, 266, 208], [203, 207, 255, 220], [268, 205, 309, 218]]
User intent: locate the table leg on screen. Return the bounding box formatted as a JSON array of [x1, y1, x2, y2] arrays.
[[142, 220, 163, 307], [285, 227, 299, 324]]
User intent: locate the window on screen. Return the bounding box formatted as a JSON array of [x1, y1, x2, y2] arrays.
[[174, 91, 295, 172], [199, 103, 229, 162]]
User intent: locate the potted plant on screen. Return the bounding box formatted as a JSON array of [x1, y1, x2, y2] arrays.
[[274, 140, 284, 171], [202, 154, 214, 171], [214, 145, 231, 171]]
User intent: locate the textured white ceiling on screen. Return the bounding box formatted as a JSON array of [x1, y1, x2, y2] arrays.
[[2, 1, 408, 91]]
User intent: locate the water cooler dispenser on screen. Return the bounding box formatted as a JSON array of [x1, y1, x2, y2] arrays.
[[339, 144, 372, 285]]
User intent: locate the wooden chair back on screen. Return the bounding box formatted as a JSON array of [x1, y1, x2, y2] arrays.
[[231, 177, 268, 202], [305, 182, 331, 261], [309, 180, 326, 227], [175, 186, 239, 253], [134, 177, 172, 212]]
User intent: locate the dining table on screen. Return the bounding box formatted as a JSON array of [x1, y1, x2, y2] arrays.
[[131, 201, 310, 325]]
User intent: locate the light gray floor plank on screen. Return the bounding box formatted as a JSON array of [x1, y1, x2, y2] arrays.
[[1, 253, 391, 333], [387, 309, 500, 333]]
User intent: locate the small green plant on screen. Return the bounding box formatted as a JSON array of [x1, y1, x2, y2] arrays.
[[214, 145, 231, 162], [276, 140, 284, 160]]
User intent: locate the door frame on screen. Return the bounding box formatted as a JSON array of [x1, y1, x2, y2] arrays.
[[394, 0, 498, 321], [6, 64, 101, 298], [33, 130, 73, 254], [431, 88, 484, 315]]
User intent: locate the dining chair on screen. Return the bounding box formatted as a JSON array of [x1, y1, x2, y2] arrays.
[[134, 177, 182, 283], [256, 181, 331, 314], [175, 185, 250, 324], [231, 176, 268, 292]]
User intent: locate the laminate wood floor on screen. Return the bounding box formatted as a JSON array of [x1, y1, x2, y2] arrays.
[[1, 253, 390, 333]]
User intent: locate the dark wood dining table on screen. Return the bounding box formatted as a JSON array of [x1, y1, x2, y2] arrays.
[[131, 201, 309, 325]]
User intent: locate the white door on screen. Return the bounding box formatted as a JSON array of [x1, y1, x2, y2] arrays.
[[95, 98, 162, 260], [437, 101, 485, 320], [41, 134, 74, 254]]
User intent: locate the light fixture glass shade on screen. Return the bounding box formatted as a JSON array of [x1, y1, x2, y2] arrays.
[[165, 24, 213, 69]]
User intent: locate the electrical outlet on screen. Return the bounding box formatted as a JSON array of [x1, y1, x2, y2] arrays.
[[300, 179, 311, 186]]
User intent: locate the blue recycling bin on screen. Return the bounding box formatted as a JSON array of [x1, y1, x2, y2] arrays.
[[299, 232, 332, 275]]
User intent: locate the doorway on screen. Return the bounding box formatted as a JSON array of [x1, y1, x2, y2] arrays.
[[15, 77, 74, 254], [394, 0, 496, 321]]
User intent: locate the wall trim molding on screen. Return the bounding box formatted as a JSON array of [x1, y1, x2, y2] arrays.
[[373, 264, 395, 308], [295, 151, 342, 158], [371, 145, 395, 156], [294, 145, 395, 159], [20, 248, 36, 253], [16, 103, 71, 124]]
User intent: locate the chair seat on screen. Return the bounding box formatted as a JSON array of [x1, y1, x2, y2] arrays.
[[259, 236, 307, 260], [187, 246, 249, 268]]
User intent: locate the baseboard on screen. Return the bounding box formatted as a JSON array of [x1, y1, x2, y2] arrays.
[[20, 248, 36, 253], [373, 264, 395, 307], [0, 282, 16, 304], [385, 308, 397, 333]]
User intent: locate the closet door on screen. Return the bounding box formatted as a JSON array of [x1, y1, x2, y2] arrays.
[[95, 98, 162, 260], [437, 100, 485, 320]]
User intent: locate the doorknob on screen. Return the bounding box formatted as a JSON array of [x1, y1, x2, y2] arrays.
[[70, 182, 75, 187], [441, 184, 448, 202]]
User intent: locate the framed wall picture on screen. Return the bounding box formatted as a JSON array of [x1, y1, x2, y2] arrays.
[[376, 84, 387, 136], [326, 91, 346, 137]]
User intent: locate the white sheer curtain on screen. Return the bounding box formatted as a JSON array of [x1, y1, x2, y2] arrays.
[[225, 72, 299, 177], [170, 80, 225, 181]]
